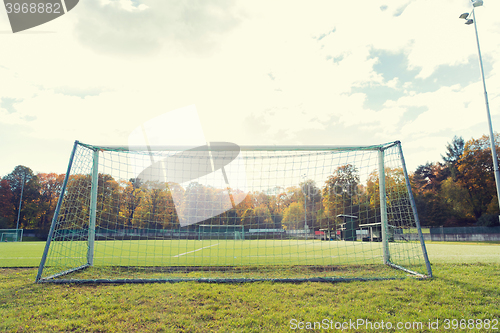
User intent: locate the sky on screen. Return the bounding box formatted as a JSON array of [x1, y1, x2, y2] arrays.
[[1, 0, 500, 178]]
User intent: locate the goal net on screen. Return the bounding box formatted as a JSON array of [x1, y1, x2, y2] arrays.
[[36, 141, 431, 283]]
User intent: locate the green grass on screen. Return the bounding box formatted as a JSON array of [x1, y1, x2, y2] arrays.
[[0, 241, 45, 267], [1, 263, 499, 332], [0, 239, 408, 266], [1, 241, 500, 332], [1, 239, 428, 281], [425, 242, 500, 263]]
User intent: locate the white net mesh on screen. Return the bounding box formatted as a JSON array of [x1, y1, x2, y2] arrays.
[[37, 141, 431, 282]]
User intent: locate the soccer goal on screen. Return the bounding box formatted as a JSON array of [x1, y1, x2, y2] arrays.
[[0, 229, 23, 242], [36, 140, 432, 283], [198, 224, 245, 240]]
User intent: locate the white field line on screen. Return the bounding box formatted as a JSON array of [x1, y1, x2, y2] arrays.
[[0, 242, 41, 245], [0, 256, 88, 260], [172, 243, 220, 258]]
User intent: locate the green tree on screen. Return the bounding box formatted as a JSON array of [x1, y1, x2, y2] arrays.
[[442, 136, 465, 181], [412, 192, 450, 227], [440, 177, 473, 219], [476, 213, 500, 227]]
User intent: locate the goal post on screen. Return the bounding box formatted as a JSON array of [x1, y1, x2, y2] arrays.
[[378, 149, 390, 265], [36, 140, 432, 283], [87, 149, 99, 266]]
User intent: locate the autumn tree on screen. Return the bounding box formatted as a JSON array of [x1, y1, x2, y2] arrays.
[[267, 191, 284, 228], [281, 202, 305, 230], [240, 207, 256, 229], [135, 181, 177, 229], [249, 190, 283, 228], [2, 166, 40, 229], [36, 173, 64, 231], [367, 167, 418, 226], [281, 186, 303, 210], [0, 179, 14, 228], [96, 174, 121, 229], [300, 179, 322, 229], [58, 174, 91, 228], [406, 135, 499, 226], [322, 164, 360, 219], [253, 205, 273, 228], [119, 178, 144, 228], [412, 163, 448, 193], [410, 163, 452, 226]]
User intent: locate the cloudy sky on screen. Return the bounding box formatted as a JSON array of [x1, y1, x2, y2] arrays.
[[1, 0, 499, 177]]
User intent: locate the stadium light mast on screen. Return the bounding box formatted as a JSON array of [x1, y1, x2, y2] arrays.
[[301, 174, 308, 236], [460, 0, 500, 219], [15, 173, 25, 241]]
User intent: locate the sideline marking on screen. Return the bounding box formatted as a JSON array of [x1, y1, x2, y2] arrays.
[[173, 243, 220, 257]]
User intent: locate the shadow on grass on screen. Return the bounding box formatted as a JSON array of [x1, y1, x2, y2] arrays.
[[432, 263, 500, 298]]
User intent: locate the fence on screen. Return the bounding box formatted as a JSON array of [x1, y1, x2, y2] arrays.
[[429, 226, 500, 241]]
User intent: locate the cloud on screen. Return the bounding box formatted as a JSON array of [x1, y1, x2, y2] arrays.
[[404, 135, 452, 166], [398, 82, 493, 137], [1, 0, 500, 177], [0, 97, 23, 114], [73, 0, 243, 56]]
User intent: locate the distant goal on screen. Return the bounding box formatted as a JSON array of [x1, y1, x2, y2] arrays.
[[36, 140, 432, 283], [0, 229, 23, 242]]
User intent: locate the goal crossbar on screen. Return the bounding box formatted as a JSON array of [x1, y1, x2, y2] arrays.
[[80, 141, 400, 152]]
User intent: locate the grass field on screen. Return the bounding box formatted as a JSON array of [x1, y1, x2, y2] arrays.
[[1, 239, 393, 267], [3, 240, 499, 267], [2, 239, 428, 281], [1, 241, 500, 332]]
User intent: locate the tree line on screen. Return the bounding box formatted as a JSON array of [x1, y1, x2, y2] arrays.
[[0, 166, 406, 234], [1, 134, 499, 234], [411, 134, 500, 227]]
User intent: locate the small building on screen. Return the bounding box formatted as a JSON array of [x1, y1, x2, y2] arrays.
[[337, 214, 358, 241], [358, 222, 395, 242], [319, 228, 335, 241]]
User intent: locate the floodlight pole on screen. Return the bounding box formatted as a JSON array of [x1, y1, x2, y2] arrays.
[[469, 5, 500, 216], [15, 173, 25, 241], [302, 174, 308, 237]]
